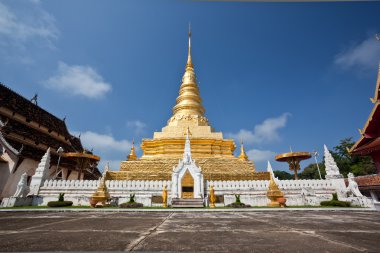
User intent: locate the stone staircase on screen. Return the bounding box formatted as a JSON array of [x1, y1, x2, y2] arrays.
[[171, 198, 204, 208]]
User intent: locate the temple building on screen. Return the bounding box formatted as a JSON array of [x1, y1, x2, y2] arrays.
[[0, 83, 101, 199], [350, 65, 380, 201], [108, 30, 269, 183]]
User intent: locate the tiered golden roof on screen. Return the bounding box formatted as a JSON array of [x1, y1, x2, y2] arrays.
[[110, 29, 269, 181]]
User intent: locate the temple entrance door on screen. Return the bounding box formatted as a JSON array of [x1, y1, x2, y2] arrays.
[[181, 170, 194, 198]]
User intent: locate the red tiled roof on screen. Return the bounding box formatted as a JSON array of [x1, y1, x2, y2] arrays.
[[354, 174, 380, 188]]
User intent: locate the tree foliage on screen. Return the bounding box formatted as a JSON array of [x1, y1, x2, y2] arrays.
[[299, 163, 325, 179], [330, 137, 375, 177], [273, 170, 293, 180]]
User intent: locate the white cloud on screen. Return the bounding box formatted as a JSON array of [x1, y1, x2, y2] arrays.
[[72, 130, 134, 172], [246, 149, 276, 162], [0, 1, 58, 42], [227, 113, 291, 144], [43, 62, 112, 98], [76, 131, 132, 153], [335, 36, 380, 71], [127, 120, 147, 136]]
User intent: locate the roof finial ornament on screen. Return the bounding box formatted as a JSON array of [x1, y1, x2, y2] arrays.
[[238, 140, 248, 161], [30, 93, 38, 106], [127, 139, 137, 161], [186, 22, 193, 68], [370, 63, 380, 103]]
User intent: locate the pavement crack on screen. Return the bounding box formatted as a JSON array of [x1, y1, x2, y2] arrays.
[[22, 217, 86, 231], [125, 212, 173, 252]]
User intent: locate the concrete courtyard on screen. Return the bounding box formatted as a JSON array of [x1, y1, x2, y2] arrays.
[[0, 210, 379, 252]]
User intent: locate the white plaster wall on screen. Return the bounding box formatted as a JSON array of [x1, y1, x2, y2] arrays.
[[0, 155, 69, 199], [224, 194, 269, 206], [35, 179, 171, 206], [0, 159, 11, 197], [1, 158, 38, 198]]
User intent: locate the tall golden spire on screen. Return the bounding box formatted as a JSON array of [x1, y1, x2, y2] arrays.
[[238, 140, 249, 161], [170, 26, 208, 125], [186, 23, 193, 69]]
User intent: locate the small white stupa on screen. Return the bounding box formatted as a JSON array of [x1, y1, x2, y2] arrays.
[[323, 145, 343, 179]]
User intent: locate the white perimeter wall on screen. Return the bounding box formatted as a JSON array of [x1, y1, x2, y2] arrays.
[[35, 178, 341, 207]]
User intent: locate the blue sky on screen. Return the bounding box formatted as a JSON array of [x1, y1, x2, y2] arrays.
[[1, 0, 380, 172]]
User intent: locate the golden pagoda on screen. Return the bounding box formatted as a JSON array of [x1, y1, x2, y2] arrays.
[[108, 29, 269, 181]]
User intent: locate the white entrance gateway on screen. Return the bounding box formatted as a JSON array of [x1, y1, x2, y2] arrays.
[[171, 129, 204, 199]]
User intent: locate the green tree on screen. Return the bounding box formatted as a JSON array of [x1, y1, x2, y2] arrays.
[[273, 170, 293, 180], [299, 163, 325, 179], [330, 137, 376, 177]]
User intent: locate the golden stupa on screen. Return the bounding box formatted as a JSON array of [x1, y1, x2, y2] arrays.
[[108, 30, 269, 181]]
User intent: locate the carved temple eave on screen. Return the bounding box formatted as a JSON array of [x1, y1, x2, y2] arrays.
[[351, 101, 380, 154], [0, 106, 71, 145], [0, 131, 20, 157]]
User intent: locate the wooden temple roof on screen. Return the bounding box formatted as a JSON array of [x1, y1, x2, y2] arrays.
[[350, 65, 380, 156], [0, 83, 71, 136], [0, 83, 100, 179]]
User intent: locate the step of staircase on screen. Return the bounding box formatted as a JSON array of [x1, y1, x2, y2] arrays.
[[171, 198, 204, 208]]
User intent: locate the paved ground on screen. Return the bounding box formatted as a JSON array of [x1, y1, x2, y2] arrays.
[[0, 210, 379, 252]]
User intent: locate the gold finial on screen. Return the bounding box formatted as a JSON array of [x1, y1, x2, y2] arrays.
[[187, 22, 193, 68], [127, 139, 137, 161], [238, 140, 248, 161]]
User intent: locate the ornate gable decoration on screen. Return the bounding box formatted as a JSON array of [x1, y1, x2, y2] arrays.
[[173, 129, 201, 174]]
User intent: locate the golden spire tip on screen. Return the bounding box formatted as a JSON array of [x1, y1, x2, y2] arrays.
[[186, 24, 192, 67]]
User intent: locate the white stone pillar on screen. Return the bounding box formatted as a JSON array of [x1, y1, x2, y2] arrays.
[[171, 172, 179, 198], [196, 173, 202, 198]]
